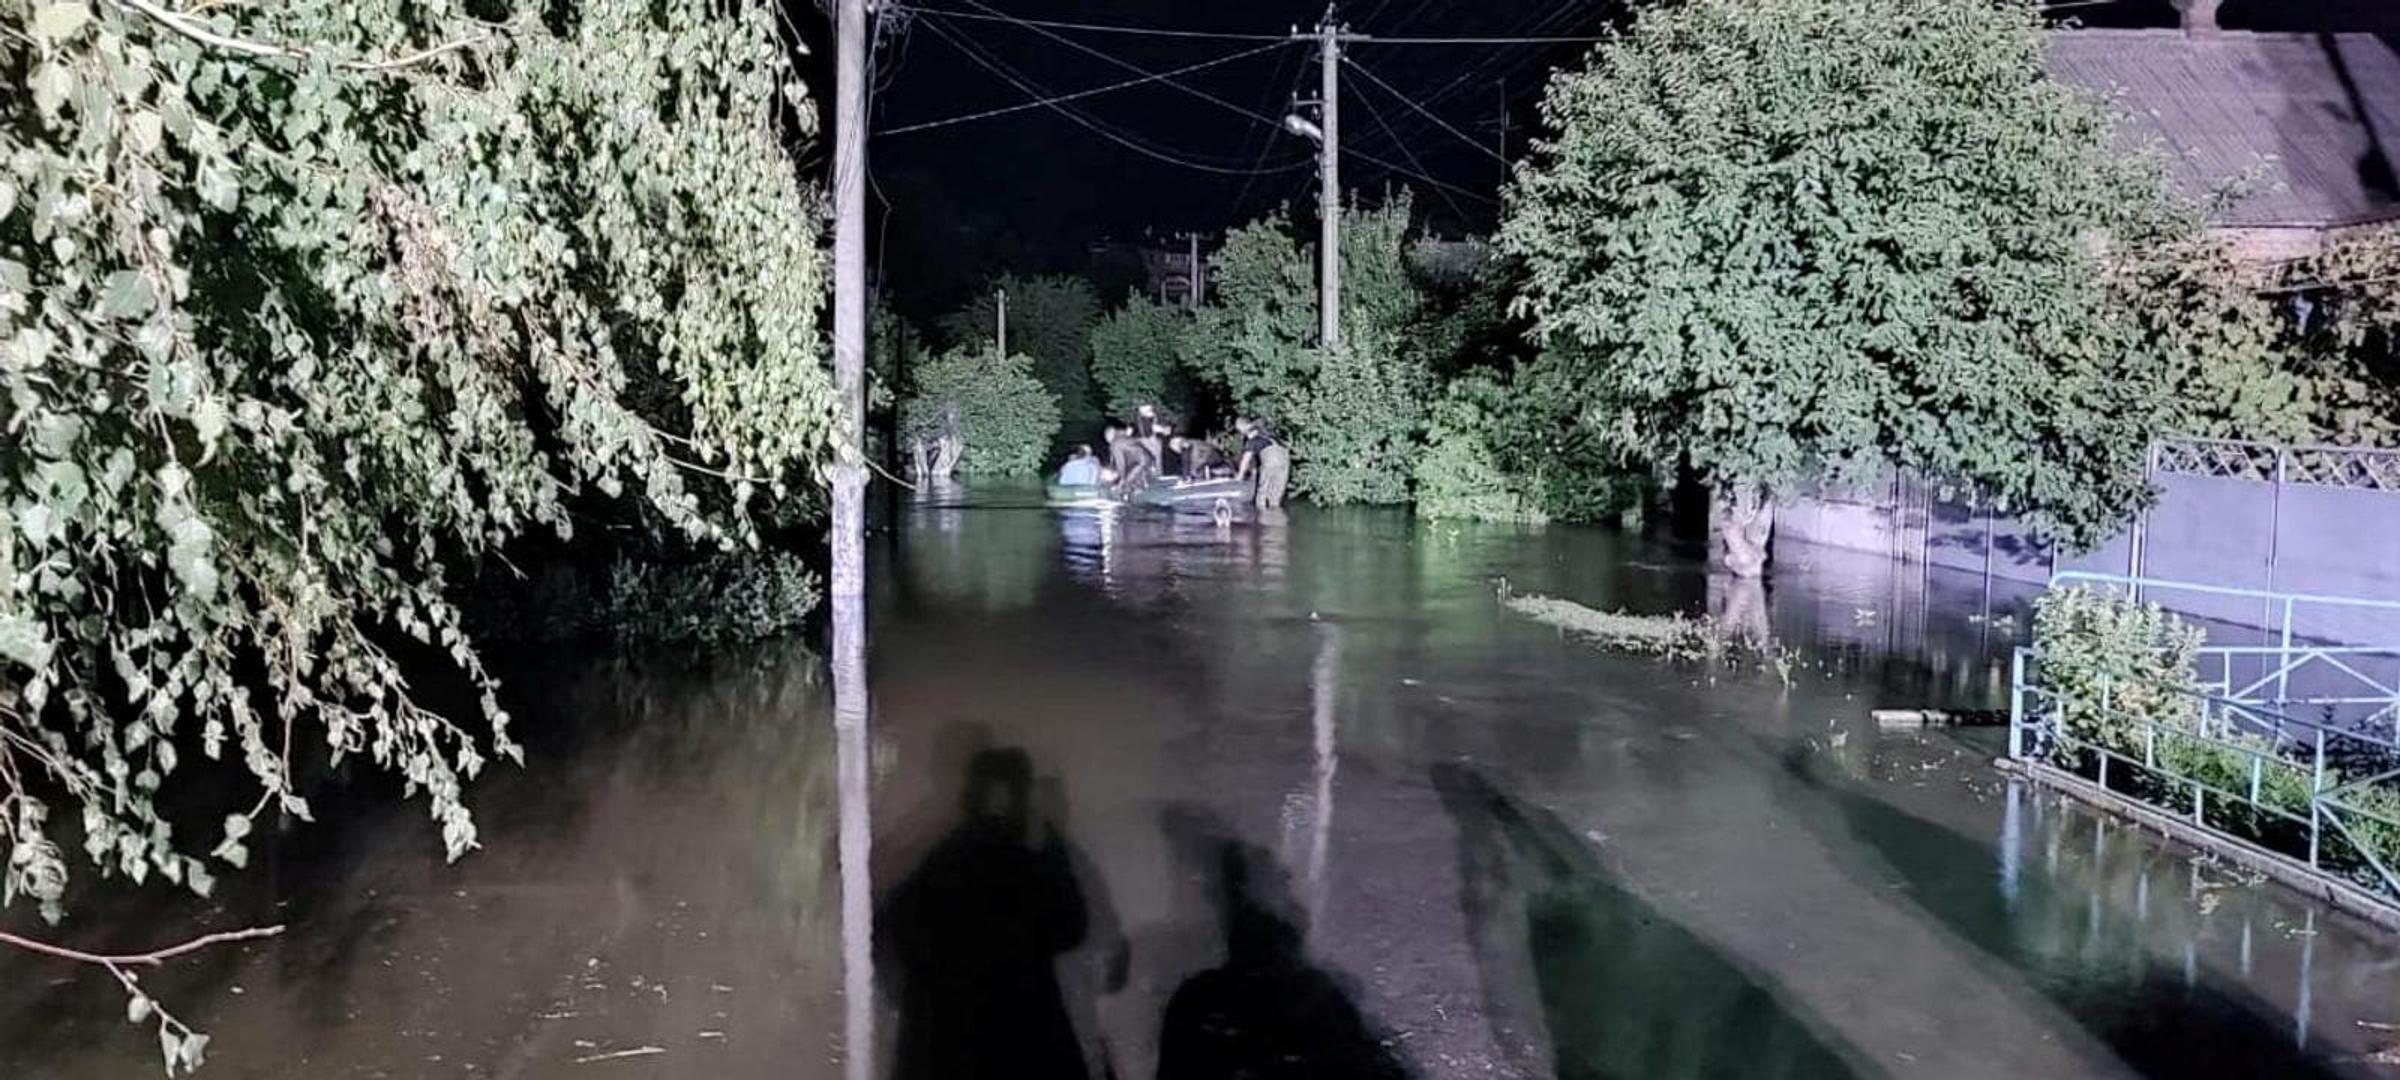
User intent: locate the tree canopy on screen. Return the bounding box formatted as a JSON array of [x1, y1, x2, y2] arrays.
[[1499, 0, 2201, 551], [1088, 294, 1195, 422], [1187, 199, 1430, 504], [942, 272, 1101, 437], [1, 3, 832, 1060], [901, 348, 1061, 477]]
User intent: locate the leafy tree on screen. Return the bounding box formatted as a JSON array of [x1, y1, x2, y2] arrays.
[[1188, 199, 1431, 504], [901, 349, 1061, 478], [1414, 377, 1549, 523], [1500, 0, 2198, 574], [1088, 295, 1196, 421], [0, 0, 829, 1065], [942, 273, 1101, 437]]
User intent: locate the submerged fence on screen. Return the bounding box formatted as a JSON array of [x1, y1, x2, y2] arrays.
[[2007, 573, 2400, 914]]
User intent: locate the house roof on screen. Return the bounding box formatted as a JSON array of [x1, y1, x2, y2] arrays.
[[2046, 29, 2400, 229]]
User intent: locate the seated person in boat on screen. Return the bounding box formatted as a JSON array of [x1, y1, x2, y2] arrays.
[[1056, 444, 1101, 487], [1171, 435, 1227, 479]]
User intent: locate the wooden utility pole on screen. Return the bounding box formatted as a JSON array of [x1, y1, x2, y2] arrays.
[[829, 1, 874, 1078], [1486, 77, 1513, 190]]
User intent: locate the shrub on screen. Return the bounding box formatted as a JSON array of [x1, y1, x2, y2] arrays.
[[1415, 381, 1548, 523], [900, 349, 1062, 477], [2030, 587, 2400, 891]]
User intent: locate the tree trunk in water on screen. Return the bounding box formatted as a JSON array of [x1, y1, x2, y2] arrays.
[[1708, 571, 1770, 648], [932, 436, 964, 479], [1710, 484, 1774, 579], [909, 437, 930, 480]]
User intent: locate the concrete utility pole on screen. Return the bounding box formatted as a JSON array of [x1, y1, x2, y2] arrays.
[[1289, 12, 1364, 351], [1316, 14, 1342, 352], [996, 286, 1008, 357], [829, 1, 874, 1078], [1184, 231, 1203, 311]]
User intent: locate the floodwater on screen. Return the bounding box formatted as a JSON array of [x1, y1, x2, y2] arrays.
[[7, 482, 2400, 1078]]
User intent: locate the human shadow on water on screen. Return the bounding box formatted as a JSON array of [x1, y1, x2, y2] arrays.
[[1776, 751, 2345, 1079], [1430, 764, 1867, 1080], [878, 747, 1093, 1080], [1155, 827, 1408, 1080]]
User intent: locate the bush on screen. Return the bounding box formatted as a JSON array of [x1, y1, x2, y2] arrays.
[[1089, 296, 1197, 420], [900, 350, 1062, 477], [474, 552, 822, 647], [1415, 381, 1548, 523], [2030, 587, 2400, 891]]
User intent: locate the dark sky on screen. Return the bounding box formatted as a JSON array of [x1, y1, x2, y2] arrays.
[[794, 0, 2398, 318]]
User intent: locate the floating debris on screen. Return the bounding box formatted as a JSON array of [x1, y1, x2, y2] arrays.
[[574, 1046, 666, 1065], [1501, 592, 1726, 661]]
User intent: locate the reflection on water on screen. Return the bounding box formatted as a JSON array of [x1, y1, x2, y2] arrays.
[[7, 485, 2400, 1079], [1434, 764, 1867, 1080], [0, 645, 844, 1077]]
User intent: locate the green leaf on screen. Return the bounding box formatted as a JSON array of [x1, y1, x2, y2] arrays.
[[0, 614, 54, 671], [30, 63, 74, 117], [31, 2, 91, 43], [127, 110, 163, 155], [98, 270, 155, 321]]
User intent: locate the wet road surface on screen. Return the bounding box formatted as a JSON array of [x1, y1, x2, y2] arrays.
[[6, 485, 2400, 1077]]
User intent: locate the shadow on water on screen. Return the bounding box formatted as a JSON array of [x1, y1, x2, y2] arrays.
[[1777, 752, 2343, 1079], [1154, 807, 1409, 1080], [1429, 764, 1867, 1080], [878, 745, 1107, 1080]]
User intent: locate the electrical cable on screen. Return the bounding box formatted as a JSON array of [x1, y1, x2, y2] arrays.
[[1343, 57, 1507, 164], [895, 4, 1288, 42], [913, 18, 1308, 175], [946, 0, 1295, 130], [880, 39, 1294, 136], [1344, 75, 1476, 226]]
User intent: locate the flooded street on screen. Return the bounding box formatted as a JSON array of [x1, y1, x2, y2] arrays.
[[7, 485, 2400, 1077]]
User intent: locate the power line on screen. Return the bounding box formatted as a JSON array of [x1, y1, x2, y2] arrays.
[[910, 1, 1499, 208], [1226, 45, 1314, 220], [880, 39, 1293, 136], [946, 0, 1294, 130], [913, 17, 1306, 175], [896, 4, 1288, 42], [1344, 57, 1506, 165], [901, 3, 1606, 47], [1347, 33, 1606, 46], [1345, 72, 1476, 226]]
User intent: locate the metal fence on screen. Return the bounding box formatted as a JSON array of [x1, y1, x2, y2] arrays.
[[2008, 572, 2400, 907]]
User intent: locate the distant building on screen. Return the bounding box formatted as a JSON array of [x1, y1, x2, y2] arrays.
[[2047, 18, 2400, 260], [1087, 238, 1207, 307]]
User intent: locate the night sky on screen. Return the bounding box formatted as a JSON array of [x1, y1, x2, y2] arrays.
[[794, 0, 2399, 320]]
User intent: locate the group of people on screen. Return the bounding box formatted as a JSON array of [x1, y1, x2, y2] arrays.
[[1054, 404, 1290, 509]]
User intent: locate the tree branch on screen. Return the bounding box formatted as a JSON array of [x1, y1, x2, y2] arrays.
[[110, 0, 490, 72], [0, 923, 285, 967]]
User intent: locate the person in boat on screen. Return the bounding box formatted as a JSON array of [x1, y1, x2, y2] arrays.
[[1133, 403, 1159, 439], [1172, 435, 1226, 479], [1103, 424, 1153, 497], [1235, 418, 1289, 510], [1056, 445, 1101, 487], [1153, 419, 1186, 480], [1137, 419, 1171, 482]]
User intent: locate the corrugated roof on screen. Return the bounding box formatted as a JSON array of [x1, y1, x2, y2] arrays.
[[2046, 29, 2400, 228]]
